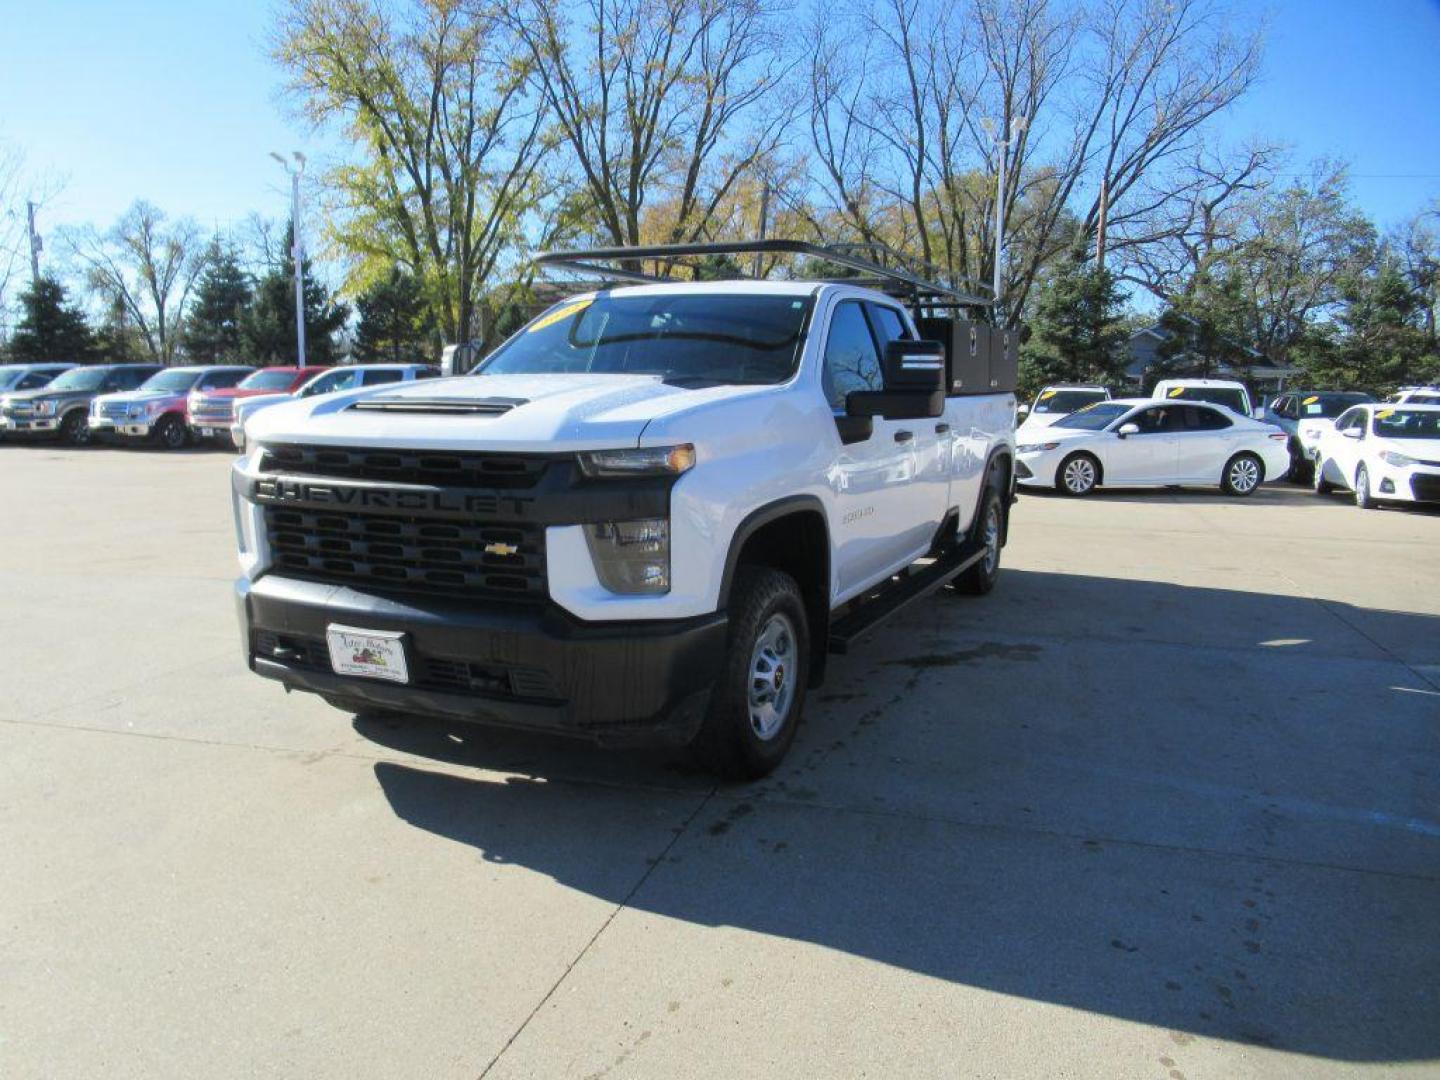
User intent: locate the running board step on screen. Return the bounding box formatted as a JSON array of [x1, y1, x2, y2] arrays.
[[827, 546, 986, 654]]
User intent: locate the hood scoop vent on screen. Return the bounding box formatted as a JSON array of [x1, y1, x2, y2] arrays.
[[348, 395, 527, 416]]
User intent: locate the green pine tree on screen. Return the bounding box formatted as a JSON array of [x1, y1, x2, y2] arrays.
[[185, 240, 254, 363], [239, 222, 349, 366], [7, 276, 97, 363], [1017, 248, 1128, 397], [354, 268, 435, 363], [1299, 257, 1436, 393], [1152, 271, 1250, 386]]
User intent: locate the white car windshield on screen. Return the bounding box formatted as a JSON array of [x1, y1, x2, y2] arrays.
[[1299, 393, 1371, 418], [1033, 389, 1107, 415], [1374, 409, 1440, 440], [478, 294, 814, 386], [1052, 402, 1130, 430]]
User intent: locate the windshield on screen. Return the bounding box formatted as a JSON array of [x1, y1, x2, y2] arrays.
[[1299, 393, 1371, 419], [1164, 386, 1248, 413], [239, 369, 301, 391], [46, 367, 110, 392], [1032, 389, 1107, 415], [1374, 409, 1440, 440], [478, 293, 813, 386], [140, 369, 202, 393], [300, 369, 361, 397], [1053, 402, 1131, 430], [0, 368, 30, 390]]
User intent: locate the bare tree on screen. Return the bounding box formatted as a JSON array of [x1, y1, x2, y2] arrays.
[[276, 0, 550, 344], [64, 201, 208, 365], [507, 0, 792, 250]]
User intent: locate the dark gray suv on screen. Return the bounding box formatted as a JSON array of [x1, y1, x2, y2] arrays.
[[0, 364, 162, 446]]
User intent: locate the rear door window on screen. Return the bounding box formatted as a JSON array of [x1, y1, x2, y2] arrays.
[[1183, 405, 1231, 430], [363, 369, 404, 386]]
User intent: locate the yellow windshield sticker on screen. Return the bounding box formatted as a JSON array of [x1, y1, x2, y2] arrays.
[[1168, 387, 1185, 398], [1376, 409, 1395, 419], [1302, 395, 1320, 405], [528, 300, 591, 333], [1073, 402, 1098, 412], [1039, 390, 1057, 400]]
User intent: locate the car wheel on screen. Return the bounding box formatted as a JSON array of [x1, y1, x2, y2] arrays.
[[1354, 464, 1377, 510], [60, 411, 91, 447], [155, 415, 188, 451], [691, 566, 808, 780], [954, 485, 1004, 596], [1221, 452, 1263, 497], [1285, 441, 1307, 483], [1056, 452, 1099, 496], [1313, 458, 1334, 495]]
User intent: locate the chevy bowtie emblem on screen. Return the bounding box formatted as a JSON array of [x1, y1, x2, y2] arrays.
[[484, 541, 520, 557]]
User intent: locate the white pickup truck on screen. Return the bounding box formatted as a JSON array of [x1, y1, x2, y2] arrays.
[[231, 242, 1017, 777]]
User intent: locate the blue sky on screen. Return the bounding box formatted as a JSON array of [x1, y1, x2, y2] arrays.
[[2, 0, 1438, 246]]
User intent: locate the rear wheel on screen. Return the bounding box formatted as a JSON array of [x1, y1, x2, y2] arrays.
[[1056, 452, 1099, 496], [954, 486, 1004, 596], [60, 411, 90, 447], [1221, 452, 1263, 496], [691, 567, 808, 780]]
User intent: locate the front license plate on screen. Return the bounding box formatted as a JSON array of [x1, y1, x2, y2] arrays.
[[326, 625, 409, 684], [199, 427, 215, 437]]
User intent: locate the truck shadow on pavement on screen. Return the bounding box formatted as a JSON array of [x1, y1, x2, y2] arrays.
[[354, 570, 1440, 1063]]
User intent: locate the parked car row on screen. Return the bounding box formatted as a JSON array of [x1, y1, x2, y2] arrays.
[[0, 362, 438, 450]]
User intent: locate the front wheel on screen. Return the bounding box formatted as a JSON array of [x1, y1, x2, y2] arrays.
[[954, 486, 1004, 596], [1221, 452, 1263, 496], [60, 411, 91, 447], [155, 415, 188, 451], [1056, 452, 1099, 496], [690, 566, 808, 780], [1354, 464, 1377, 510]]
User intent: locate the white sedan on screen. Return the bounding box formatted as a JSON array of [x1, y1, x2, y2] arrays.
[[1313, 403, 1440, 509], [1015, 397, 1290, 497]]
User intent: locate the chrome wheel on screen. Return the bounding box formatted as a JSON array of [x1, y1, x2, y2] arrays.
[[981, 502, 1001, 576], [1062, 456, 1097, 495], [1228, 456, 1260, 494], [747, 612, 797, 741]]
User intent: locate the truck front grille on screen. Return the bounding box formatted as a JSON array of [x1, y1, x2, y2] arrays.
[[263, 506, 545, 601], [100, 401, 130, 420], [260, 443, 550, 490], [190, 397, 234, 424]]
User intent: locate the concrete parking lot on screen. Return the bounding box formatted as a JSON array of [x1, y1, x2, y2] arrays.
[[2, 443, 1437, 1079]]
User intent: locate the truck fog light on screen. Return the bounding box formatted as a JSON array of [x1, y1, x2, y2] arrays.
[[584, 518, 670, 594]]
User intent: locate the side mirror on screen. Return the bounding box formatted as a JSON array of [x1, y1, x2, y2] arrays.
[[1341, 427, 1362, 440], [846, 339, 947, 421], [1116, 423, 1140, 438], [1017, 404, 1030, 416]]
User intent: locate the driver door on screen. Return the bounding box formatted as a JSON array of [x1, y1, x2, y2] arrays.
[[1106, 404, 1180, 483], [822, 299, 927, 599]]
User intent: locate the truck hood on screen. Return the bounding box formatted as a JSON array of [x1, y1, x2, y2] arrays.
[[199, 386, 286, 400], [5, 386, 101, 404], [97, 389, 184, 405], [245, 372, 721, 451]]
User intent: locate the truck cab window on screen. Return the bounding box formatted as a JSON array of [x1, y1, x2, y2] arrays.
[[822, 301, 883, 411]]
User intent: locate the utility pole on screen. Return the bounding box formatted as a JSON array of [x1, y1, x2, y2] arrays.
[[984, 116, 1027, 314], [751, 178, 771, 279], [26, 200, 41, 284], [270, 151, 307, 365]]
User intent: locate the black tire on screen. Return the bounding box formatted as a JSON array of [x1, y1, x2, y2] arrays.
[[1313, 458, 1334, 495], [1285, 440, 1309, 484], [60, 410, 91, 447], [155, 415, 188, 451], [1354, 464, 1377, 510], [1055, 452, 1099, 496], [690, 566, 808, 781], [954, 485, 1004, 596], [1221, 452, 1263, 497]]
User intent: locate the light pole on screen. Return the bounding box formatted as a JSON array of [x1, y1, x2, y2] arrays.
[[270, 151, 307, 365], [982, 116, 1027, 311]]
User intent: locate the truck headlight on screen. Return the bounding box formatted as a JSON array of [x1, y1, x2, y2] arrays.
[[584, 518, 670, 594], [34, 399, 57, 416], [577, 444, 695, 477], [1380, 450, 1416, 467]]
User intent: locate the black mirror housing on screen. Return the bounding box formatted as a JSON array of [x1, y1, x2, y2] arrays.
[[882, 340, 947, 392], [846, 389, 946, 420]]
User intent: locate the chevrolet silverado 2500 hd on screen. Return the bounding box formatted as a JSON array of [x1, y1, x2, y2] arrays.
[[232, 242, 1018, 777]]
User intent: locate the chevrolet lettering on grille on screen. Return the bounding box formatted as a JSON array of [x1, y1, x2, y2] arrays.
[[251, 477, 535, 517]]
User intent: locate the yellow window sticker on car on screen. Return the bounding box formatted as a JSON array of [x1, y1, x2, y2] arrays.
[[528, 301, 591, 333], [1376, 409, 1395, 419], [1302, 395, 1320, 405], [1168, 387, 1185, 397], [1039, 390, 1057, 400]]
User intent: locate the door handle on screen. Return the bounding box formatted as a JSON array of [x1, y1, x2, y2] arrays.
[[894, 430, 914, 443], [935, 423, 951, 434]]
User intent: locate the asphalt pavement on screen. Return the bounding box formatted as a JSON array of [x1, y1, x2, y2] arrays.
[[1, 442, 1437, 1079]]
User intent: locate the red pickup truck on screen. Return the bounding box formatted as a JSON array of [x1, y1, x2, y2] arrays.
[[188, 366, 329, 444]]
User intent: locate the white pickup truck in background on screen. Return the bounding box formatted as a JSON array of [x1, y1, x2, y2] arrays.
[[231, 241, 1018, 777]]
